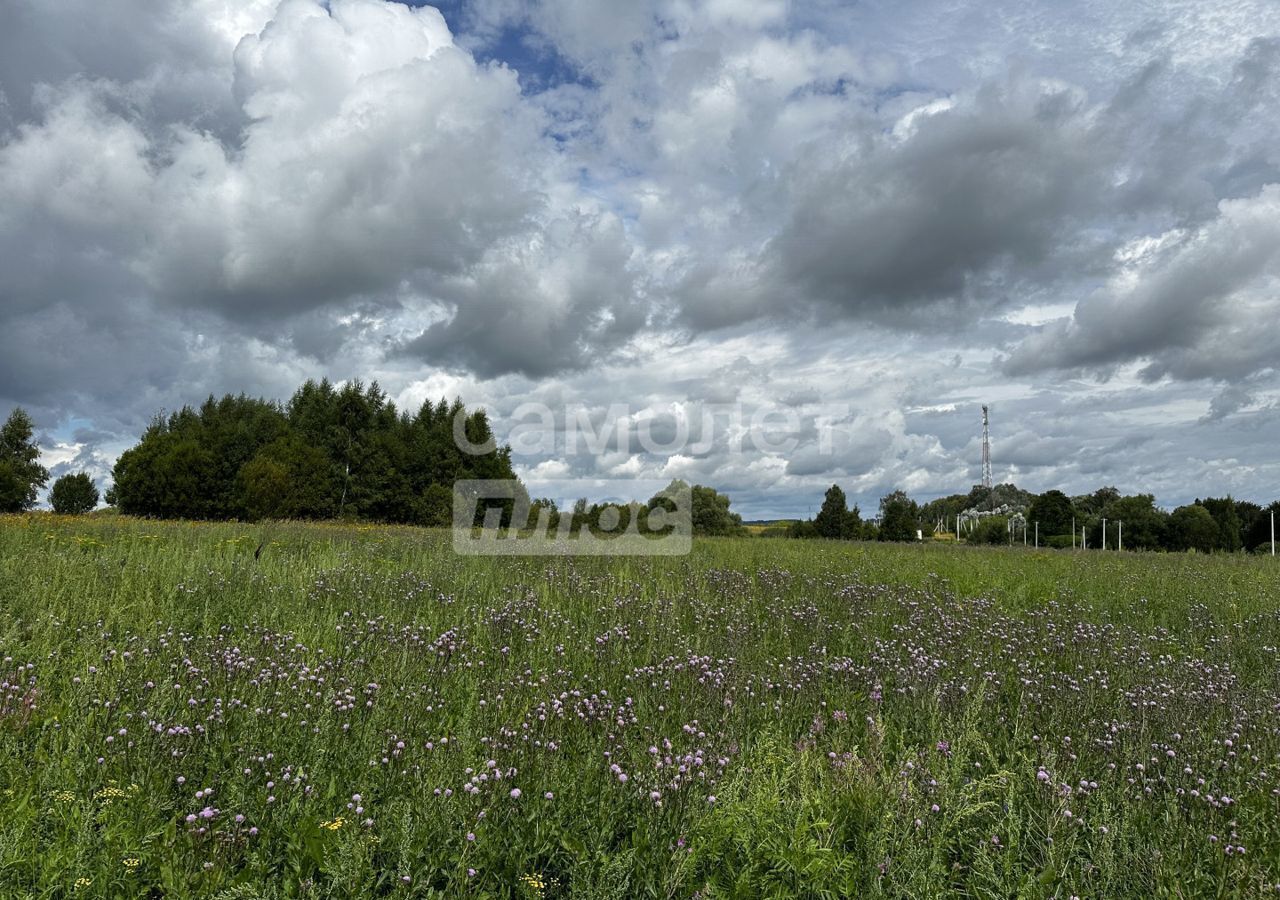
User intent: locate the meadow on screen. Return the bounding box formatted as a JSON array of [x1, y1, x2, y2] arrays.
[[1, 514, 1278, 898]]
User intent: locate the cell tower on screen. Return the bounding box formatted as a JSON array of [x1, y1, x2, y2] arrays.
[[980, 405, 992, 489]]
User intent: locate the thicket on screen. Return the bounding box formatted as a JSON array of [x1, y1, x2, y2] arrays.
[[107, 380, 518, 524]]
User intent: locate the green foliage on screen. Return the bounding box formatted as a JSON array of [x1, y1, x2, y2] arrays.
[[109, 381, 520, 523], [814, 484, 861, 540], [971, 482, 1036, 512], [1027, 489, 1075, 538], [969, 515, 1010, 545], [648, 480, 745, 537], [49, 472, 99, 515], [239, 435, 335, 520], [1072, 486, 1121, 517], [788, 520, 819, 539], [878, 489, 920, 542], [1168, 504, 1219, 552], [1243, 502, 1280, 553], [0, 407, 49, 512], [1097, 493, 1167, 550], [690, 484, 746, 536], [1195, 496, 1244, 552]]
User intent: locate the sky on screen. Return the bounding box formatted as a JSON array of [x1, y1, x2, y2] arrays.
[[1, 0, 1279, 519]]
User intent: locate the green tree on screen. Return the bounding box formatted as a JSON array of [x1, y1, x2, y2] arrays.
[[690, 484, 745, 536], [237, 455, 291, 520], [1073, 486, 1121, 517], [416, 483, 455, 528], [813, 485, 860, 539], [1243, 501, 1280, 552], [1168, 504, 1220, 552], [1195, 497, 1243, 552], [239, 435, 334, 520], [648, 480, 743, 536], [878, 489, 920, 542], [0, 408, 49, 512], [49, 472, 99, 514], [1027, 489, 1075, 538], [527, 497, 561, 533], [1098, 494, 1168, 550]]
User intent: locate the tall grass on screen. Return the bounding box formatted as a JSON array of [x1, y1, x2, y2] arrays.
[[1, 513, 1278, 897]]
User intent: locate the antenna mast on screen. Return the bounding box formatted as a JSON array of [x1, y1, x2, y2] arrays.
[[981, 405, 992, 489]]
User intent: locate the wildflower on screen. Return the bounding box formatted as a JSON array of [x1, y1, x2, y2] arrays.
[[321, 817, 345, 831], [122, 857, 141, 873], [73, 878, 92, 891], [510, 788, 522, 799]]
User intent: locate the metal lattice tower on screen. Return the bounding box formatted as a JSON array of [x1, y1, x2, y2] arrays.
[[980, 405, 992, 489]]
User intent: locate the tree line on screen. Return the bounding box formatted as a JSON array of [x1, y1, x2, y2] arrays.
[[533, 481, 745, 538], [1, 396, 1276, 551], [786, 482, 1280, 553], [0, 390, 747, 536]]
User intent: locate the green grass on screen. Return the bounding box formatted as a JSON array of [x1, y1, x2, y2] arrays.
[[1, 513, 1279, 898]]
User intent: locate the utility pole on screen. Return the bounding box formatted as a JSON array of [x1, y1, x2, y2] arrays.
[[1035, 521, 1039, 549], [981, 405, 992, 490], [1082, 523, 1087, 550], [1072, 516, 1076, 550], [1272, 510, 1275, 556], [1118, 520, 1123, 552], [1102, 518, 1107, 550]]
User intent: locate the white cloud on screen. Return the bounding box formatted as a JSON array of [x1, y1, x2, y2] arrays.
[[4, 0, 1280, 514]]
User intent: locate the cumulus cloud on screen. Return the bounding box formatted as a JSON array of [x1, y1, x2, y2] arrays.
[[1004, 185, 1280, 381], [4, 0, 1280, 512]]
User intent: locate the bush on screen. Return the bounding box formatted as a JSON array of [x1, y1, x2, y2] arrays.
[[968, 516, 1009, 545]]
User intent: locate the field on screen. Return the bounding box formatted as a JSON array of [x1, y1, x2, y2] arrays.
[[1, 515, 1279, 898]]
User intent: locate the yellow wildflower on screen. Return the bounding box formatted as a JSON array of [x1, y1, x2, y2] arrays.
[[519, 872, 559, 898], [320, 816, 346, 831], [94, 785, 127, 805]]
